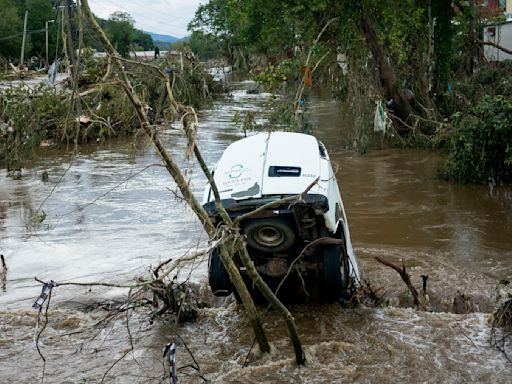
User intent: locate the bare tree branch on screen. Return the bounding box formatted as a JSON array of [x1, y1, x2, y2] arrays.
[[478, 39, 512, 55], [375, 256, 421, 308]]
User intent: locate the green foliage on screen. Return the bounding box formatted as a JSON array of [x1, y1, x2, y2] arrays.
[[79, 48, 106, 85], [441, 96, 512, 184], [25, 0, 55, 57], [0, 84, 68, 165], [436, 61, 512, 118], [232, 110, 256, 135], [0, 0, 23, 59], [188, 0, 333, 62], [379, 0, 425, 66], [188, 31, 222, 60], [251, 59, 300, 92], [132, 29, 154, 51], [105, 12, 135, 57], [432, 0, 454, 93], [100, 11, 154, 56], [82, 85, 139, 140], [459, 61, 512, 102], [172, 65, 217, 109]]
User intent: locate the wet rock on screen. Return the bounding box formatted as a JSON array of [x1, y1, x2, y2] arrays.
[[452, 291, 474, 314]]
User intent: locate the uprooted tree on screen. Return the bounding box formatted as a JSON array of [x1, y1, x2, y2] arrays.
[[80, 0, 306, 365]]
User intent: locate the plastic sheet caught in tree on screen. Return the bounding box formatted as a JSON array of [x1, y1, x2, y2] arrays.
[[374, 100, 387, 134]]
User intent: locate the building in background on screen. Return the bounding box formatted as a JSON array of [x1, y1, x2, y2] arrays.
[[483, 20, 512, 61]]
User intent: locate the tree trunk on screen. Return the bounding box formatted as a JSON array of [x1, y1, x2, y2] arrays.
[[80, 0, 271, 354], [236, 239, 306, 365], [467, 0, 476, 75], [359, 5, 412, 125]]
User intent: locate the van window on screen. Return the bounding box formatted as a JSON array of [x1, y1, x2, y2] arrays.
[[268, 166, 301, 177]]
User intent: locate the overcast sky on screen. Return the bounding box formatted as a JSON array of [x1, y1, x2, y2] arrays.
[[88, 0, 205, 38]]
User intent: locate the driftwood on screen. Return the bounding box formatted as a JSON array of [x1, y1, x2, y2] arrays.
[[492, 299, 512, 363], [375, 256, 421, 309]]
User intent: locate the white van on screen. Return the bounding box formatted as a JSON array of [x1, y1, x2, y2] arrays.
[[202, 132, 360, 302]]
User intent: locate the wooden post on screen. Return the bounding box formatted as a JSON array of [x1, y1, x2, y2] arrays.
[[20, 10, 28, 70]]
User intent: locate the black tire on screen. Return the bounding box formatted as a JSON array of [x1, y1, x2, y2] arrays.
[[208, 247, 233, 296], [321, 243, 349, 302], [243, 217, 296, 253]]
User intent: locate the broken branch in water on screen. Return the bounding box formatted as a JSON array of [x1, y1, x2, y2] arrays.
[[0, 255, 6, 291], [491, 298, 512, 363], [375, 256, 421, 309], [1, 254, 7, 271]]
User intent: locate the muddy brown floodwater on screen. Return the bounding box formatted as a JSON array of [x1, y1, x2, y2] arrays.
[[1, 81, 511, 383]]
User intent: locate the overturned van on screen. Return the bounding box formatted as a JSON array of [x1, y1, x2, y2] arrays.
[[202, 132, 360, 302]]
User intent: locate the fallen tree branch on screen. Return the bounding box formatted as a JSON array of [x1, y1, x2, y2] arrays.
[[478, 39, 512, 55], [235, 235, 306, 365], [375, 256, 421, 308], [79, 0, 313, 361]]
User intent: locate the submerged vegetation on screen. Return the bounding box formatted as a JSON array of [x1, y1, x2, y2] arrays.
[[0, 54, 221, 168]]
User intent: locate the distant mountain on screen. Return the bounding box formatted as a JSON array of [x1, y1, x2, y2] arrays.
[[146, 32, 179, 43]]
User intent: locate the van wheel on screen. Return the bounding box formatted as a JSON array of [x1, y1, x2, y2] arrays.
[[208, 247, 233, 296], [321, 243, 349, 302], [243, 217, 295, 253]]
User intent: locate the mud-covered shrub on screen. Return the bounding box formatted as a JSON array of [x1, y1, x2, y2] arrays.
[[172, 65, 217, 109], [440, 95, 512, 184], [0, 84, 68, 164], [79, 49, 109, 87], [81, 85, 139, 141]]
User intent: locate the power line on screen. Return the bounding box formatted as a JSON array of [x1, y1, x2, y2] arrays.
[[0, 28, 46, 42], [88, 1, 192, 34]]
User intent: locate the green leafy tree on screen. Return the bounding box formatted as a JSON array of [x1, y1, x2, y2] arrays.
[[105, 11, 135, 57], [442, 96, 512, 183], [25, 0, 55, 58], [188, 31, 222, 60], [189, 0, 246, 58], [132, 29, 154, 51], [0, 0, 23, 59]]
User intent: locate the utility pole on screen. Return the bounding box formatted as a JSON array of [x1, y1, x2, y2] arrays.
[[64, 0, 76, 84], [45, 20, 55, 70], [19, 10, 28, 70]]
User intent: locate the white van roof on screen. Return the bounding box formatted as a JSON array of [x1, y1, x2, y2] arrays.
[[211, 132, 325, 201]]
